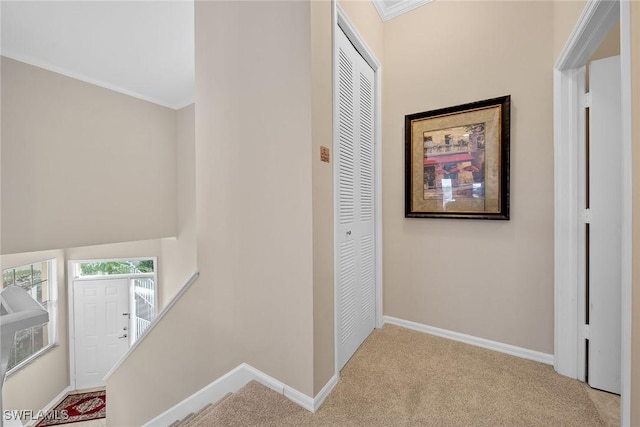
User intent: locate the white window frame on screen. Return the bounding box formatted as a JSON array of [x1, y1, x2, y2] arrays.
[[3, 259, 58, 376]]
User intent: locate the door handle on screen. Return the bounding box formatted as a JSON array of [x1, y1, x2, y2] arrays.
[[118, 334, 128, 339]]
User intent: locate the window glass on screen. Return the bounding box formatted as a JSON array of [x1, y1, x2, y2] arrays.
[[78, 259, 154, 276], [133, 277, 156, 339], [2, 259, 56, 372], [3, 270, 14, 288]]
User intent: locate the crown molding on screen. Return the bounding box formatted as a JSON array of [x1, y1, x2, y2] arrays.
[[372, 0, 432, 22]]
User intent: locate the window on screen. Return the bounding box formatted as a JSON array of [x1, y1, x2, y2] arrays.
[[2, 259, 57, 373], [76, 259, 154, 277]]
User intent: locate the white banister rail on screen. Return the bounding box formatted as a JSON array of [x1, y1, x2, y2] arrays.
[[103, 271, 199, 381]]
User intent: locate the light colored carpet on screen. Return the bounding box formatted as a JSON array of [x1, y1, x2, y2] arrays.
[[190, 324, 608, 426], [584, 387, 620, 427]]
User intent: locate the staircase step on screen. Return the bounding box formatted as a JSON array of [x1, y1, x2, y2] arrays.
[[176, 412, 195, 426], [187, 380, 305, 427], [179, 403, 213, 427], [182, 393, 232, 427]]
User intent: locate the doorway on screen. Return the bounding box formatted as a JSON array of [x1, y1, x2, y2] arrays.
[[553, 0, 632, 423], [334, 7, 383, 373], [68, 258, 158, 390]]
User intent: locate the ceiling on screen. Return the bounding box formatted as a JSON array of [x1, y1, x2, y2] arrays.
[[373, 0, 432, 21], [0, 0, 425, 110], [1, 1, 195, 110]]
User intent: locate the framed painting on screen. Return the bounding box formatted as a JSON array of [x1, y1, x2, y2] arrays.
[[404, 95, 510, 220]]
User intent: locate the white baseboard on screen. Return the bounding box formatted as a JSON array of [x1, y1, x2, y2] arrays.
[[312, 374, 339, 412], [143, 364, 251, 427], [384, 316, 554, 366], [22, 385, 72, 427], [143, 364, 338, 426], [234, 365, 338, 413], [240, 363, 314, 412]]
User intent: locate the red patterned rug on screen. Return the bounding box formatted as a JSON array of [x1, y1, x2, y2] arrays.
[[35, 390, 106, 426]]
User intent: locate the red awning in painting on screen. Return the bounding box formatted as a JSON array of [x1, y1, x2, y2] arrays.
[[424, 153, 474, 166]]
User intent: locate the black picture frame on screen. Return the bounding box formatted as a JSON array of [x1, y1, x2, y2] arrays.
[[404, 95, 510, 220]]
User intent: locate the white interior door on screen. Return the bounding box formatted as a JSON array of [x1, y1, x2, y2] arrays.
[[73, 278, 130, 389], [336, 27, 376, 371], [587, 55, 622, 394]]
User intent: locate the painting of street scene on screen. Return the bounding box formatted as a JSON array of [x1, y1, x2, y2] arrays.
[[423, 122, 485, 201]]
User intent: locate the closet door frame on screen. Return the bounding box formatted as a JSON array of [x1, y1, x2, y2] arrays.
[[333, 3, 383, 377]]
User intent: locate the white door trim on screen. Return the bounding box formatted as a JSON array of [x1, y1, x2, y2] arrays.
[[67, 257, 158, 390], [553, 0, 631, 424], [333, 2, 383, 377], [619, 1, 633, 425]]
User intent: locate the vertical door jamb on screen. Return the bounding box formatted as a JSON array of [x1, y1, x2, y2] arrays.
[[575, 66, 587, 383], [67, 261, 78, 390], [619, 1, 633, 424]]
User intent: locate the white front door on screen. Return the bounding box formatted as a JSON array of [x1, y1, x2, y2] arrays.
[[587, 55, 622, 394], [73, 278, 130, 389], [335, 27, 376, 371]]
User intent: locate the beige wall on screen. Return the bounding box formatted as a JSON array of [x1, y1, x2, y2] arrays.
[[160, 104, 197, 306], [338, 0, 385, 61], [382, 1, 555, 354], [1, 57, 178, 255], [631, 1, 640, 424], [107, 2, 317, 424], [590, 20, 620, 62], [65, 240, 161, 263], [194, 0, 315, 397], [2, 250, 68, 420], [554, 0, 587, 61], [311, 0, 336, 395]]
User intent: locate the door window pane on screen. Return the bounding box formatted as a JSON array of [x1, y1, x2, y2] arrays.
[[78, 260, 154, 276]]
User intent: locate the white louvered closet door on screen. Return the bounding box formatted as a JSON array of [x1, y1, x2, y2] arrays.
[[336, 28, 376, 372]]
